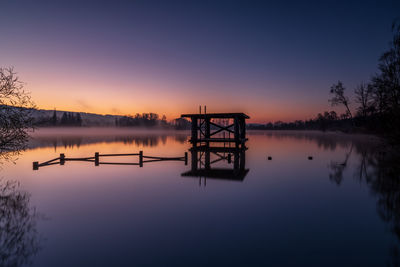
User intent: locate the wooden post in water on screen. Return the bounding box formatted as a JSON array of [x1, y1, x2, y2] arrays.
[[240, 117, 246, 145], [191, 149, 198, 172], [234, 116, 240, 149], [205, 117, 210, 147], [191, 117, 198, 146], [60, 153, 65, 165], [184, 152, 188, 165], [139, 151, 143, 167], [234, 150, 239, 174], [33, 161, 39, 170], [95, 152, 99, 166]]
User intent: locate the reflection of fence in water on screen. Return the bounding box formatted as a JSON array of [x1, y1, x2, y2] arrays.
[[33, 151, 188, 170]]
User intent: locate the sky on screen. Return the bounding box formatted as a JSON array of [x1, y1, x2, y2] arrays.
[[1, 0, 399, 122]]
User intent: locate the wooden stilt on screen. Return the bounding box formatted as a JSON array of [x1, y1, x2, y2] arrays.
[[95, 152, 99, 166], [139, 151, 143, 167], [184, 152, 188, 165], [33, 161, 39, 170]]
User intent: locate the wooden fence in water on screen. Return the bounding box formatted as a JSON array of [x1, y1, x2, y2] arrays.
[[33, 151, 188, 170]]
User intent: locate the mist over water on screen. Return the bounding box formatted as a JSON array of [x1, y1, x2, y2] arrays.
[[1, 129, 398, 266]]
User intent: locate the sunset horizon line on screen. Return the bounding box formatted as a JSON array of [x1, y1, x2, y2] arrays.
[[34, 104, 329, 124]]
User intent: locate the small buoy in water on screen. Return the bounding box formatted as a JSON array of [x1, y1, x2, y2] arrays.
[[267, 156, 272, 160], [308, 156, 313, 160]]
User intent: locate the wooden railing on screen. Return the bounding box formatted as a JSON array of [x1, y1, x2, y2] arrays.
[[33, 151, 188, 170]]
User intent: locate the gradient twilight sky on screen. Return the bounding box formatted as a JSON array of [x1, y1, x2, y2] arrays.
[[1, 0, 399, 122]]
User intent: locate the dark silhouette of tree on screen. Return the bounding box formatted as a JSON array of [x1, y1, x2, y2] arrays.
[[0, 67, 35, 150], [329, 81, 353, 122], [76, 113, 82, 126], [369, 19, 400, 142], [52, 109, 57, 126], [161, 115, 168, 127], [116, 113, 174, 128], [60, 112, 68, 125], [354, 83, 374, 118]]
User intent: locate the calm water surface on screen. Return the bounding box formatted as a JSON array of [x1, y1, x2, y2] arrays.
[[1, 128, 398, 266]]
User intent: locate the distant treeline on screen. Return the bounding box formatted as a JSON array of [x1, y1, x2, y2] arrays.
[[247, 111, 354, 131], [116, 113, 192, 129], [34, 110, 193, 129], [115, 113, 166, 127], [35, 111, 82, 126], [250, 21, 400, 144]]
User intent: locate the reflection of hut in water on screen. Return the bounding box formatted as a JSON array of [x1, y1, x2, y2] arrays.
[[181, 146, 248, 182], [181, 112, 249, 182]]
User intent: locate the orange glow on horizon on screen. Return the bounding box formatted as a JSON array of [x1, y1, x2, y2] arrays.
[[20, 63, 330, 123]]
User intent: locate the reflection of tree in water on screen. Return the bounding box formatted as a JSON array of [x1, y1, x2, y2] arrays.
[[0, 148, 21, 164], [29, 133, 189, 150], [0, 178, 40, 267], [360, 149, 400, 266], [327, 139, 400, 265], [249, 130, 364, 151], [116, 136, 160, 147], [328, 144, 353, 185], [174, 135, 188, 144]]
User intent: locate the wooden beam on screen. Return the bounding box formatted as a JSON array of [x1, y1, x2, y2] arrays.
[[181, 113, 250, 119], [209, 122, 235, 136]]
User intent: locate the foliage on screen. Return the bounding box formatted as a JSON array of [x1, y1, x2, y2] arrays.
[[252, 20, 400, 144], [329, 81, 353, 121], [116, 113, 174, 128], [0, 67, 35, 151], [60, 112, 82, 126]]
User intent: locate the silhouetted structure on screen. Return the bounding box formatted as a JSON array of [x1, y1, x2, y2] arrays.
[[180, 111, 249, 183], [181, 112, 249, 149], [181, 146, 248, 183]]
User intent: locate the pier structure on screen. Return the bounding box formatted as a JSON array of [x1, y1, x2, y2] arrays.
[[181, 112, 249, 149], [181, 110, 249, 183]]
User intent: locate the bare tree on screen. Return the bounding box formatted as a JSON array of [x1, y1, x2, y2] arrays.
[[354, 82, 374, 118], [0, 67, 35, 152], [329, 81, 354, 122]]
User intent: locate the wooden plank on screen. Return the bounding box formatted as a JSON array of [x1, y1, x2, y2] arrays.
[[190, 138, 247, 143], [209, 122, 235, 136], [99, 162, 140, 165], [100, 153, 140, 157], [142, 155, 184, 160], [39, 157, 60, 165], [181, 113, 250, 119], [190, 146, 247, 153]]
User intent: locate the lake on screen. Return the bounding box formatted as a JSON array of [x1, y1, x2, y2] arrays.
[[1, 128, 398, 266]]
